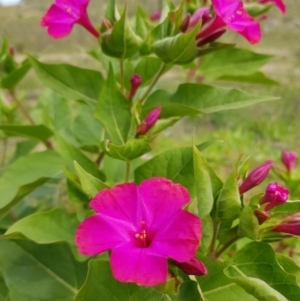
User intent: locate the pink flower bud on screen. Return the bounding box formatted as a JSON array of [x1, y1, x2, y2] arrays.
[[173, 257, 207, 276], [254, 210, 270, 225], [9, 47, 15, 56], [179, 14, 191, 32], [129, 74, 142, 100], [281, 151, 297, 172], [189, 7, 212, 29], [150, 11, 161, 22], [273, 213, 300, 236], [239, 160, 273, 194], [261, 182, 289, 211], [196, 29, 226, 47], [137, 107, 162, 136]]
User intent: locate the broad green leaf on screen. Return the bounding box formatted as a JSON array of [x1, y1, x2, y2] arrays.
[[74, 258, 139, 301], [74, 161, 109, 198], [0, 151, 63, 218], [55, 134, 104, 180], [95, 65, 131, 145], [238, 206, 259, 240], [0, 273, 10, 301], [224, 242, 300, 301], [193, 144, 222, 217], [198, 262, 257, 301], [0, 240, 87, 301], [216, 165, 241, 221], [104, 0, 118, 22], [0, 124, 53, 141], [142, 84, 278, 118], [152, 23, 200, 65], [5, 208, 78, 245], [199, 48, 272, 80], [1, 59, 31, 89], [197, 215, 213, 257], [101, 138, 151, 161], [9, 140, 37, 162], [101, 8, 142, 59], [29, 55, 104, 106], [271, 201, 300, 216], [135, 6, 152, 40], [276, 254, 300, 286], [135, 141, 216, 195], [219, 72, 278, 85]]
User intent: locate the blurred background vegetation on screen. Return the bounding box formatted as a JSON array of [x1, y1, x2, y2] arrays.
[[0, 0, 299, 178]]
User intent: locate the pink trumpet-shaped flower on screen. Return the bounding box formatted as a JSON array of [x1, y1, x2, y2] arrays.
[[261, 182, 289, 211], [41, 0, 100, 39], [137, 107, 162, 136], [259, 0, 286, 14], [281, 151, 297, 172], [76, 178, 203, 286], [273, 213, 300, 236], [197, 0, 261, 44]]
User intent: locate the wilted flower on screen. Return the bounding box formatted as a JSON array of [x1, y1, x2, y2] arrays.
[[173, 257, 207, 276], [259, 0, 286, 14], [261, 182, 289, 211], [197, 0, 261, 44], [150, 11, 162, 21], [239, 160, 273, 194], [129, 74, 142, 100], [281, 151, 297, 172], [76, 178, 203, 286], [41, 0, 100, 39], [273, 213, 300, 236], [137, 107, 162, 136]]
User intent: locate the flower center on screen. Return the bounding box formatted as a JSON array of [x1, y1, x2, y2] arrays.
[[135, 221, 151, 248]]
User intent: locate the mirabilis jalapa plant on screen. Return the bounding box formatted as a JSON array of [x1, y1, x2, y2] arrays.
[[1, 0, 300, 300]]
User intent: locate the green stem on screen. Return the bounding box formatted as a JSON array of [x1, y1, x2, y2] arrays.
[[210, 221, 221, 257], [120, 59, 125, 94], [215, 235, 240, 259], [125, 161, 131, 182], [137, 63, 167, 105], [96, 151, 105, 167]]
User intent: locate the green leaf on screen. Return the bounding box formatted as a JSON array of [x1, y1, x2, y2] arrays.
[[271, 201, 300, 216], [142, 83, 278, 118], [197, 215, 213, 257], [152, 23, 200, 65], [10, 140, 37, 162], [238, 206, 259, 240], [0, 151, 63, 218], [101, 138, 151, 161], [198, 262, 258, 301], [224, 242, 300, 301], [245, 3, 272, 17], [145, 118, 181, 138], [1, 59, 31, 89], [74, 258, 139, 301], [0, 124, 53, 141], [135, 141, 216, 195], [104, 0, 118, 22], [74, 161, 109, 198], [29, 55, 104, 106], [55, 134, 104, 180], [101, 8, 142, 59], [199, 48, 272, 80], [5, 208, 78, 246], [0, 273, 10, 301], [218, 72, 278, 85], [0, 240, 87, 301], [276, 254, 300, 286], [95, 65, 131, 145], [216, 165, 241, 221], [193, 144, 222, 218]]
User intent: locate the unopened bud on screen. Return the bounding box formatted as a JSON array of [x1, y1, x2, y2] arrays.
[[197, 30, 226, 47], [281, 151, 297, 172], [150, 11, 161, 22], [136, 107, 162, 136], [273, 213, 300, 236], [239, 160, 273, 194], [179, 14, 191, 32], [102, 17, 113, 30], [261, 182, 289, 211], [173, 257, 207, 276], [129, 74, 142, 100], [254, 210, 270, 225], [9, 47, 15, 56]]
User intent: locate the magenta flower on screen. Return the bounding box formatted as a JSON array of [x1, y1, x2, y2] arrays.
[[76, 178, 202, 286], [150, 11, 162, 22], [197, 0, 261, 44], [273, 213, 300, 236], [137, 107, 162, 136], [41, 0, 100, 39], [261, 182, 289, 211], [239, 160, 273, 194], [129, 74, 142, 100], [281, 151, 297, 172], [259, 0, 286, 14], [173, 257, 207, 276]]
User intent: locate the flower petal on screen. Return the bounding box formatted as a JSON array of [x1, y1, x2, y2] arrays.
[[151, 211, 201, 262], [90, 183, 143, 228], [110, 243, 168, 286], [75, 215, 132, 256], [41, 4, 77, 25], [47, 23, 74, 39], [139, 178, 190, 231]]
